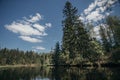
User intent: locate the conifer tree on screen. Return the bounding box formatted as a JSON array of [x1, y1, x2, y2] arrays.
[[99, 25, 111, 52], [62, 1, 78, 59], [106, 16, 120, 47], [62, 1, 91, 63], [53, 42, 60, 66]]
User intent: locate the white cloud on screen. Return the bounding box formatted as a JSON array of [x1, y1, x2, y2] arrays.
[[97, 0, 107, 7], [96, 6, 106, 13], [86, 10, 104, 22], [94, 26, 100, 32], [19, 36, 42, 43], [79, 16, 84, 21], [32, 46, 45, 50], [45, 23, 52, 28], [84, 2, 97, 15], [33, 23, 45, 32], [92, 23, 109, 39], [5, 13, 52, 43], [80, 0, 117, 23], [5, 22, 42, 36], [26, 13, 42, 23]]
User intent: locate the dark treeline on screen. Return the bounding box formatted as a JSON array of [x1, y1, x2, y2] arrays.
[[0, 48, 52, 65], [0, 1, 120, 67]]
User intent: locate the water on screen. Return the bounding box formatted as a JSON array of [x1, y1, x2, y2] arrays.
[[0, 67, 120, 80]]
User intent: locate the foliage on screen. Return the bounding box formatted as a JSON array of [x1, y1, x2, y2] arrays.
[[110, 48, 120, 63], [88, 39, 104, 62], [62, 1, 92, 64], [0, 48, 52, 65], [106, 16, 120, 47], [52, 42, 61, 66], [99, 25, 111, 52]]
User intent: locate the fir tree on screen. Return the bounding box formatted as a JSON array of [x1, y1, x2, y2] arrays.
[[62, 1, 91, 63], [62, 1, 78, 59], [53, 42, 60, 66], [106, 16, 120, 47], [99, 25, 111, 52]]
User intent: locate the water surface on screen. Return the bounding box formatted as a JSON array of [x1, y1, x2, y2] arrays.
[[0, 67, 120, 80]]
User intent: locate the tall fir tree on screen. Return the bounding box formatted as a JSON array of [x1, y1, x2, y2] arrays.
[[62, 1, 78, 59], [62, 1, 91, 63]]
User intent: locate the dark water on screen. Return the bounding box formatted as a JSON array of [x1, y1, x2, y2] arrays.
[[0, 67, 120, 80]]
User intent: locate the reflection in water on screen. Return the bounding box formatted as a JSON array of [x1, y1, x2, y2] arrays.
[[0, 67, 120, 80], [0, 67, 51, 80]]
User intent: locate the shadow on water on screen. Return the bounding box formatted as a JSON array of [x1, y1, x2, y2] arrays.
[[0, 66, 120, 80]]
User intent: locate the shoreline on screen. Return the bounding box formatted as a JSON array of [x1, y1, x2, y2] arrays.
[[47, 62, 120, 68], [0, 62, 120, 68], [0, 64, 41, 68]]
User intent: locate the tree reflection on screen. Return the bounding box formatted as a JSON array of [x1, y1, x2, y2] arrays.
[[86, 68, 107, 80], [51, 67, 120, 80], [0, 67, 119, 80], [0, 67, 52, 80]]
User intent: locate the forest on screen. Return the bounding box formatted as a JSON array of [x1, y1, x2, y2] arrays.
[[0, 1, 120, 67]]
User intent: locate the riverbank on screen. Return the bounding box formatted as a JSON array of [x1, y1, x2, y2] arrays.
[[47, 62, 120, 68], [0, 64, 41, 68]]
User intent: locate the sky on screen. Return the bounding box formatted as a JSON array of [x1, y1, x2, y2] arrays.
[[0, 0, 119, 53]]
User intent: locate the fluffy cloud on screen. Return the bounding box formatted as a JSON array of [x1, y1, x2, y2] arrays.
[[92, 23, 109, 39], [86, 10, 104, 22], [19, 36, 42, 43], [5, 22, 43, 36], [26, 13, 42, 23], [45, 23, 52, 28], [33, 23, 45, 32], [80, 0, 117, 23], [32, 46, 45, 50], [84, 2, 97, 15], [5, 13, 51, 43]]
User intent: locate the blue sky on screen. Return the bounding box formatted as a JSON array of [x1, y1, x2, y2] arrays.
[[0, 0, 119, 53]]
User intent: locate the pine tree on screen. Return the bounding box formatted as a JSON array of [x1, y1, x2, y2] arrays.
[[106, 16, 120, 63], [99, 25, 111, 52], [62, 1, 78, 59], [106, 16, 120, 47], [73, 20, 91, 60], [62, 1, 92, 63], [53, 42, 60, 66]]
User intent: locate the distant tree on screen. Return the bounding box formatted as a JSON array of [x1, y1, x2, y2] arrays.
[[106, 16, 120, 47], [52, 42, 61, 66], [99, 25, 111, 52], [0, 48, 52, 65], [106, 16, 120, 63]]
